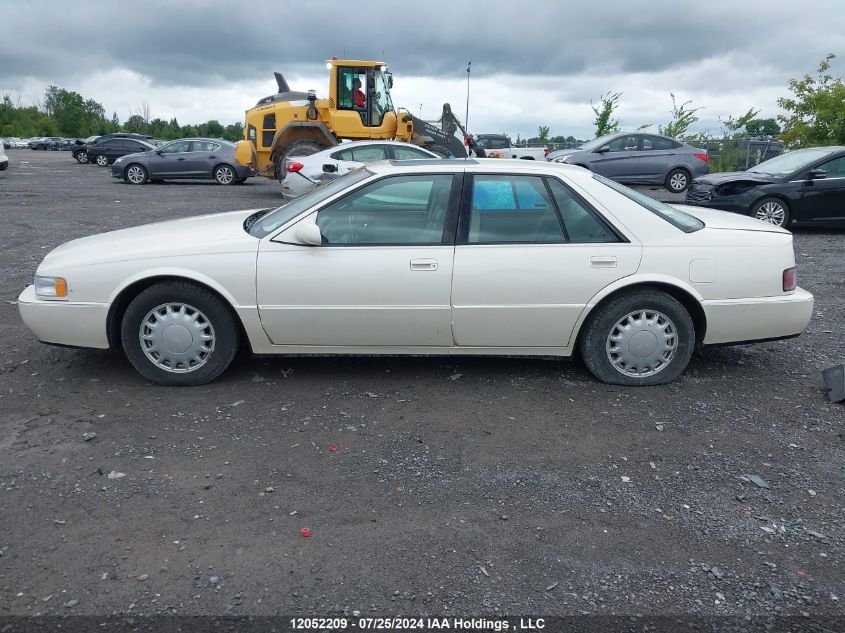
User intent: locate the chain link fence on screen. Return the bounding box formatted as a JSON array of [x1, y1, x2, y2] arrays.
[[697, 137, 784, 172]]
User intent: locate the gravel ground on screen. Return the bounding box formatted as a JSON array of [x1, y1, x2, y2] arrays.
[[0, 151, 842, 624]]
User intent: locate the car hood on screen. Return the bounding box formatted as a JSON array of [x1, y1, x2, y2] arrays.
[[692, 171, 780, 186], [39, 209, 264, 273], [547, 149, 579, 161], [670, 204, 789, 234], [113, 151, 150, 161]]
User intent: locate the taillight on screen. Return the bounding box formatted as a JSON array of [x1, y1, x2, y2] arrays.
[[693, 153, 708, 162], [286, 161, 304, 172], [783, 267, 796, 292]]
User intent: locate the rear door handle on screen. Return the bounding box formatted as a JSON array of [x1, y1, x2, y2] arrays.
[[410, 258, 438, 271], [590, 256, 617, 268]]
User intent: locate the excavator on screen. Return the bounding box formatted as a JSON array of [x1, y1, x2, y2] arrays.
[[234, 58, 485, 180]]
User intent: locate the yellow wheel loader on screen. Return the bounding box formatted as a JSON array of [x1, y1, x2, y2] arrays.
[[234, 58, 484, 180]]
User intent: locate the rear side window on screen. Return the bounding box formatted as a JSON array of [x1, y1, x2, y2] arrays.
[[335, 146, 388, 162], [593, 174, 704, 232], [548, 179, 620, 243], [642, 135, 678, 151], [392, 146, 434, 160], [466, 175, 564, 243]]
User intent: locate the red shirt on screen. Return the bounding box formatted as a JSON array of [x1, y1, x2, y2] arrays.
[[353, 89, 365, 108]]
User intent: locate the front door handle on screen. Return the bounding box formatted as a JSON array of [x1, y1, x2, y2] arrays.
[[209, 155, 217, 159], [410, 258, 438, 271], [177, 157, 186, 161], [590, 256, 617, 268]]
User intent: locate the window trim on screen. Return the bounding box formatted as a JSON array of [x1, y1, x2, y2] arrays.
[[281, 172, 462, 248]]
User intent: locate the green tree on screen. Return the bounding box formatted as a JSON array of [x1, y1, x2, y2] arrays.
[[591, 92, 621, 137], [536, 125, 550, 144], [658, 93, 703, 139], [746, 118, 781, 137], [778, 53, 845, 147], [720, 108, 760, 138]]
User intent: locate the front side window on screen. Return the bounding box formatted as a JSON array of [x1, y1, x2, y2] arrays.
[[316, 174, 454, 245], [159, 141, 191, 154], [605, 135, 640, 152], [816, 155, 845, 178], [466, 175, 564, 244]]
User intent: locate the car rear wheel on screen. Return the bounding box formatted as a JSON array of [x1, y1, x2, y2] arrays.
[[121, 282, 239, 386], [214, 164, 237, 185], [579, 289, 695, 386], [125, 163, 148, 184], [751, 197, 790, 227], [75, 151, 88, 164], [95, 154, 109, 166], [665, 168, 691, 193]]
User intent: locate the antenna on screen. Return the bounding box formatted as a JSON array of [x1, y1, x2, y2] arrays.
[[465, 61, 471, 133]]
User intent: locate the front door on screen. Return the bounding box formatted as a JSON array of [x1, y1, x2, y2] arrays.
[[796, 155, 845, 224], [148, 140, 192, 178], [590, 134, 641, 181], [257, 173, 459, 346], [450, 173, 641, 348]]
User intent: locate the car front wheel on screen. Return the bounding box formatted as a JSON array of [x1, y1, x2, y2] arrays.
[[665, 168, 691, 193], [751, 197, 790, 227], [95, 154, 109, 166], [75, 152, 88, 164], [579, 289, 695, 386], [121, 282, 239, 386], [214, 164, 236, 185], [125, 164, 148, 184]]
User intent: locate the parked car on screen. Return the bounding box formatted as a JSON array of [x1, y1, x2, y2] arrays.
[[473, 134, 548, 160], [2, 137, 10, 149], [111, 138, 253, 185], [547, 133, 709, 193], [8, 137, 28, 149], [281, 140, 438, 199], [685, 146, 845, 228], [70, 132, 154, 165], [0, 143, 8, 171], [18, 159, 812, 387], [29, 136, 62, 150], [84, 137, 156, 166]]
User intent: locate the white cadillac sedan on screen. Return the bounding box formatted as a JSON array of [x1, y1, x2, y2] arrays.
[[18, 159, 813, 387]]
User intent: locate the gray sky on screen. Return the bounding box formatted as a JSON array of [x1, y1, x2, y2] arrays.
[[1, 0, 843, 139]]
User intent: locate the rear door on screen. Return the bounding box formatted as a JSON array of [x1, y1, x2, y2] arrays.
[[187, 141, 220, 177], [450, 173, 641, 349], [590, 134, 641, 180], [637, 135, 679, 181]]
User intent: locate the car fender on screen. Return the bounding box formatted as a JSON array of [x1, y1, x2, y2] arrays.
[[571, 273, 706, 341], [107, 267, 244, 307]]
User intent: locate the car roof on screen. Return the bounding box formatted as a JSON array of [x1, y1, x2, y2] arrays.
[[367, 158, 592, 179]]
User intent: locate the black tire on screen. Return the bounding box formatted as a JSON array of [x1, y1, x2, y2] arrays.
[[75, 151, 89, 164], [213, 163, 237, 185], [124, 163, 148, 185], [665, 167, 691, 193], [750, 196, 790, 228], [120, 282, 239, 386], [275, 140, 324, 181], [426, 144, 451, 158], [94, 153, 109, 167], [579, 289, 696, 386]]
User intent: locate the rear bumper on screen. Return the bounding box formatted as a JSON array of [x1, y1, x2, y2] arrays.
[[17, 285, 110, 349], [702, 288, 814, 345]]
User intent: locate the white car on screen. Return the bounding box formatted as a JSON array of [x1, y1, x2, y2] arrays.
[[0, 142, 8, 171], [18, 160, 813, 387], [280, 140, 438, 200]]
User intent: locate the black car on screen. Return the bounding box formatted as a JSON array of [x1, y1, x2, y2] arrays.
[[29, 136, 62, 150], [685, 146, 845, 228], [75, 134, 155, 165]]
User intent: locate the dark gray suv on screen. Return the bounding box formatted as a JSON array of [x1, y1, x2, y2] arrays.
[[547, 133, 709, 193]]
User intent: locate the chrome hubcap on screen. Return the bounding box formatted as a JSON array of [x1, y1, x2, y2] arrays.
[[127, 165, 145, 183], [216, 166, 234, 184], [606, 310, 677, 377], [669, 172, 687, 191], [78, 152, 88, 163], [96, 155, 108, 165], [755, 202, 785, 226], [139, 303, 215, 373]]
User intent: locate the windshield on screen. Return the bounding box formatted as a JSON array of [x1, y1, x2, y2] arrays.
[[578, 134, 618, 151], [371, 70, 394, 126], [248, 169, 373, 237], [593, 174, 704, 233], [748, 148, 838, 176]]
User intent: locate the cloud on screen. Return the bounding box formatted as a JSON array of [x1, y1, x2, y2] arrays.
[[1, 0, 843, 138]]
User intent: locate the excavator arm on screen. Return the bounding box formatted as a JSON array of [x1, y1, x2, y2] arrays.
[[398, 104, 486, 158]]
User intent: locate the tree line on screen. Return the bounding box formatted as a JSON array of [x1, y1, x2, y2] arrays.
[[0, 86, 243, 142]]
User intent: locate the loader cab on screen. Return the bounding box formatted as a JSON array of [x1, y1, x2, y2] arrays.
[[334, 63, 394, 130]]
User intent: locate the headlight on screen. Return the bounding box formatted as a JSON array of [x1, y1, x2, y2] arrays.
[[114, 157, 124, 163], [35, 275, 68, 298], [554, 156, 570, 163]]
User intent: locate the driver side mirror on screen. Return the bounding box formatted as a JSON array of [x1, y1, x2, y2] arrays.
[[596, 146, 610, 153], [806, 169, 827, 181], [293, 221, 323, 246]]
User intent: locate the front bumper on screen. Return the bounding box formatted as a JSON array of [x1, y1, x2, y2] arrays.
[[111, 163, 124, 178], [17, 285, 110, 349], [702, 288, 814, 345]]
